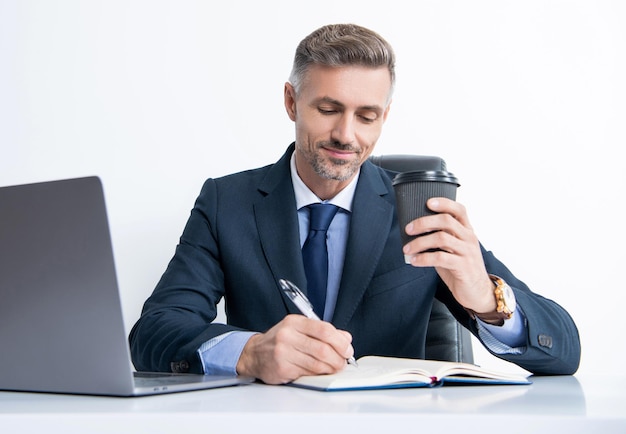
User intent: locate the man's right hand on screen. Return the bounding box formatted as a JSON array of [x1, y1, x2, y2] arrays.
[[235, 314, 355, 384]]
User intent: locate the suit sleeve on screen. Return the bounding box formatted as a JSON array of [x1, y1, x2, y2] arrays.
[[439, 245, 581, 375], [128, 179, 244, 374]]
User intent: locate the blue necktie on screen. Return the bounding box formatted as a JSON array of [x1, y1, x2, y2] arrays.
[[302, 203, 339, 318]]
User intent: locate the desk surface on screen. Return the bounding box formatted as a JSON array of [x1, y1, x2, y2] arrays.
[[1, 374, 625, 433]]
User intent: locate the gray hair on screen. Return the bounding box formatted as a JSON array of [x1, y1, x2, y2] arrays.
[[288, 24, 396, 100]]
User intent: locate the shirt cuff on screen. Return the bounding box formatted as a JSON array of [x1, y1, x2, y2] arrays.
[[197, 331, 257, 376], [476, 307, 528, 354]]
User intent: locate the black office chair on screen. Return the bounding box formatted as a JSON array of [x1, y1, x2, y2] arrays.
[[369, 154, 474, 364]]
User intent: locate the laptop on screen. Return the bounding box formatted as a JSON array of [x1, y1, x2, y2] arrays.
[[0, 176, 254, 396]]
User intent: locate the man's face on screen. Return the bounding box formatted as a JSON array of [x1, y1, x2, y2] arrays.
[[284, 64, 392, 196]]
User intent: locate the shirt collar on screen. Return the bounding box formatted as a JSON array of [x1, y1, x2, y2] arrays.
[[290, 151, 358, 212]]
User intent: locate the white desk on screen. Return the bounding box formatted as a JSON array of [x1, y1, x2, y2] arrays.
[[1, 375, 624, 433]]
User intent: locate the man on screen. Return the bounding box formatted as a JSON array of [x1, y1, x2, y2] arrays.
[[129, 24, 580, 384]]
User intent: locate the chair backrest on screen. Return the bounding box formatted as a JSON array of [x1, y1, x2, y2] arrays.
[[368, 154, 474, 363]]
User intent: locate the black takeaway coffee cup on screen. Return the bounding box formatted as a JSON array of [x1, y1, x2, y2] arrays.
[[392, 170, 460, 263]]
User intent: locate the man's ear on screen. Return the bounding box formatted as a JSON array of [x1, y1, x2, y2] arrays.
[[284, 82, 297, 121]]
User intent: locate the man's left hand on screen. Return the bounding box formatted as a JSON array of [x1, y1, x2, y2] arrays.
[[402, 197, 496, 314]]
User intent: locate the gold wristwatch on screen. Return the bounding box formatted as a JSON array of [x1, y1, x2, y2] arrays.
[[466, 274, 516, 324]]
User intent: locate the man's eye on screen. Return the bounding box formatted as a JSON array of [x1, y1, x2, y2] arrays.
[[318, 107, 337, 115], [359, 115, 377, 123]]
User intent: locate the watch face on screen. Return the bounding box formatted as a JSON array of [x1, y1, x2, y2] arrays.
[[503, 284, 516, 312]]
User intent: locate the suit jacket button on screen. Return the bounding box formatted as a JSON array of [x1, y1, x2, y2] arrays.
[[170, 360, 190, 373], [538, 334, 553, 349]]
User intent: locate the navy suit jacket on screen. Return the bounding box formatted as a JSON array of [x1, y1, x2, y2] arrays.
[[129, 144, 580, 375]]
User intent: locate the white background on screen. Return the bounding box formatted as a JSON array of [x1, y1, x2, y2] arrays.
[[1, 0, 624, 376]]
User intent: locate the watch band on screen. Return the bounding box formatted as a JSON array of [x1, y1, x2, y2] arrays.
[[465, 274, 515, 325]]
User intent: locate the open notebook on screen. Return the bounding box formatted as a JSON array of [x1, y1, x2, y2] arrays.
[[290, 356, 531, 391], [0, 176, 254, 396]]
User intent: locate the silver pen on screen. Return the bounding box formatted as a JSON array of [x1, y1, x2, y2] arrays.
[[279, 278, 358, 367]]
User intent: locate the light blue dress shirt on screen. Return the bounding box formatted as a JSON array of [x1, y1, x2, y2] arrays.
[[197, 154, 526, 375]]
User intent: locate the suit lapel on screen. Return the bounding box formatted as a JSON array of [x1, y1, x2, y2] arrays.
[[332, 162, 395, 328], [252, 148, 395, 323], [253, 146, 308, 308]]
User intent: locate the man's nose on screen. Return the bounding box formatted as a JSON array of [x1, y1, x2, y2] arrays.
[[330, 114, 356, 144]]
